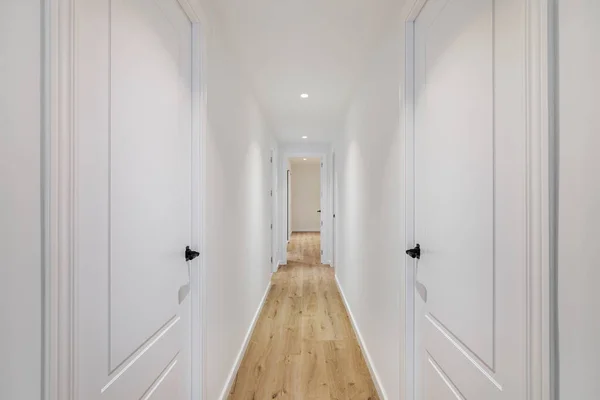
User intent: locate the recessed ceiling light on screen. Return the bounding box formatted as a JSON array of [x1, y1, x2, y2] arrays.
[[302, 136, 308, 139], [303, 158, 307, 161], [300, 93, 309, 98]]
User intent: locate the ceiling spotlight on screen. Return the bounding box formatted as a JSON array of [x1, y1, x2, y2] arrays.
[[300, 93, 309, 98], [302, 136, 308, 139], [303, 158, 307, 161]]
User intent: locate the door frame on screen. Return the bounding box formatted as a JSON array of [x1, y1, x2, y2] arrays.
[[270, 147, 278, 272], [278, 143, 333, 267], [287, 170, 291, 243], [401, 0, 557, 399], [331, 151, 337, 269], [43, 0, 210, 399]]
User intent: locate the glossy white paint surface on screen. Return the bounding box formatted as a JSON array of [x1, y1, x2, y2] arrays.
[[0, 1, 42, 399], [414, 0, 528, 398], [76, 0, 193, 397], [558, 1, 600, 398]]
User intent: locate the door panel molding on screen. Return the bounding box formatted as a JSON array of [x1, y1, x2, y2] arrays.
[[44, 0, 210, 399], [425, 314, 499, 383], [44, 1, 77, 399], [401, 0, 556, 399]]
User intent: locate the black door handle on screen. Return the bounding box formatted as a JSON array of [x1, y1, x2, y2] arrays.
[[406, 244, 421, 259], [185, 246, 200, 262], [317, 209, 321, 213]]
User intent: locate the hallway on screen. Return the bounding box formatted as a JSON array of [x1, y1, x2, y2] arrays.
[[228, 233, 379, 399], [4, 0, 593, 399]]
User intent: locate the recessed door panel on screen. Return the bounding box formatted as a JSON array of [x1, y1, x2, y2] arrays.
[[110, 0, 191, 369], [76, 0, 194, 398], [414, 0, 528, 398]]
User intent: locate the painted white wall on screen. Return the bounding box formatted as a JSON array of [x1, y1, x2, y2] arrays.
[[558, 1, 600, 398], [333, 20, 404, 399], [291, 162, 321, 232], [0, 1, 43, 399], [203, 22, 274, 400]]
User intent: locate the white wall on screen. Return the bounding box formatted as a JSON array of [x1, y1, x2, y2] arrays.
[[291, 162, 321, 232], [333, 20, 404, 399], [558, 1, 600, 398], [202, 21, 274, 400], [0, 1, 43, 399]]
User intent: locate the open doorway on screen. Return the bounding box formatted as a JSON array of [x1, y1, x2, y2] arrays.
[[287, 157, 322, 264]]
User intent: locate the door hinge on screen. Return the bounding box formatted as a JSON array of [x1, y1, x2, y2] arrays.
[[321, 250, 323, 255], [321, 162, 323, 167], [270, 156, 273, 163], [321, 221, 323, 227], [270, 223, 273, 230], [271, 256, 273, 263], [270, 190, 273, 196]]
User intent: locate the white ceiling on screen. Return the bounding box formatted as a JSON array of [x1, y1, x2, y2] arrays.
[[211, 0, 405, 143], [290, 157, 321, 165]]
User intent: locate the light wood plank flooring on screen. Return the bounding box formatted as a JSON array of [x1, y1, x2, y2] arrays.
[[228, 232, 379, 400]]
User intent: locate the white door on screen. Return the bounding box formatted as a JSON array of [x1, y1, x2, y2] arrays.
[[77, 0, 194, 398], [319, 159, 324, 263], [413, 0, 528, 399], [332, 153, 337, 268]]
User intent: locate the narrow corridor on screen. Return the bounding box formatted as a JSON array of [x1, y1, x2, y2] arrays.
[[228, 233, 379, 399]]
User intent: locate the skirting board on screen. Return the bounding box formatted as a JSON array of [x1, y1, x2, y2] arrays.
[[218, 282, 272, 400], [335, 275, 388, 399]]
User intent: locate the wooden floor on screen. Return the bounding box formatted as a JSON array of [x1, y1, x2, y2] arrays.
[[228, 232, 379, 400]]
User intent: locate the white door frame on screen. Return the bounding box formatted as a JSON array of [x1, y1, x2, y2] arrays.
[[270, 147, 278, 272], [401, 0, 557, 399], [43, 1, 210, 399], [277, 143, 333, 267], [331, 151, 337, 269]]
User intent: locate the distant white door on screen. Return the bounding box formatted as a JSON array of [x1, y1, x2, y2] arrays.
[[77, 0, 194, 398], [413, 0, 528, 399], [320, 160, 324, 263], [332, 153, 338, 268]]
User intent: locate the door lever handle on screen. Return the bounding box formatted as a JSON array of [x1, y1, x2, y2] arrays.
[[185, 246, 200, 262], [406, 244, 421, 259]]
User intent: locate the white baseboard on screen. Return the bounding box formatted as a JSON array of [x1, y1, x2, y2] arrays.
[[218, 282, 272, 400], [291, 229, 320, 233], [335, 275, 388, 400]]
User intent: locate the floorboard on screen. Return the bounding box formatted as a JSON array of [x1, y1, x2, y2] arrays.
[[227, 232, 379, 400]]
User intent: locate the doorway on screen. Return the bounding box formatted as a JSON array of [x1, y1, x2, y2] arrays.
[[278, 147, 331, 267], [287, 157, 322, 262]]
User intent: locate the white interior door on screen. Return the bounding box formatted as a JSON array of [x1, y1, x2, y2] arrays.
[[77, 0, 194, 398], [332, 153, 337, 268], [413, 0, 528, 399], [320, 159, 324, 263]]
